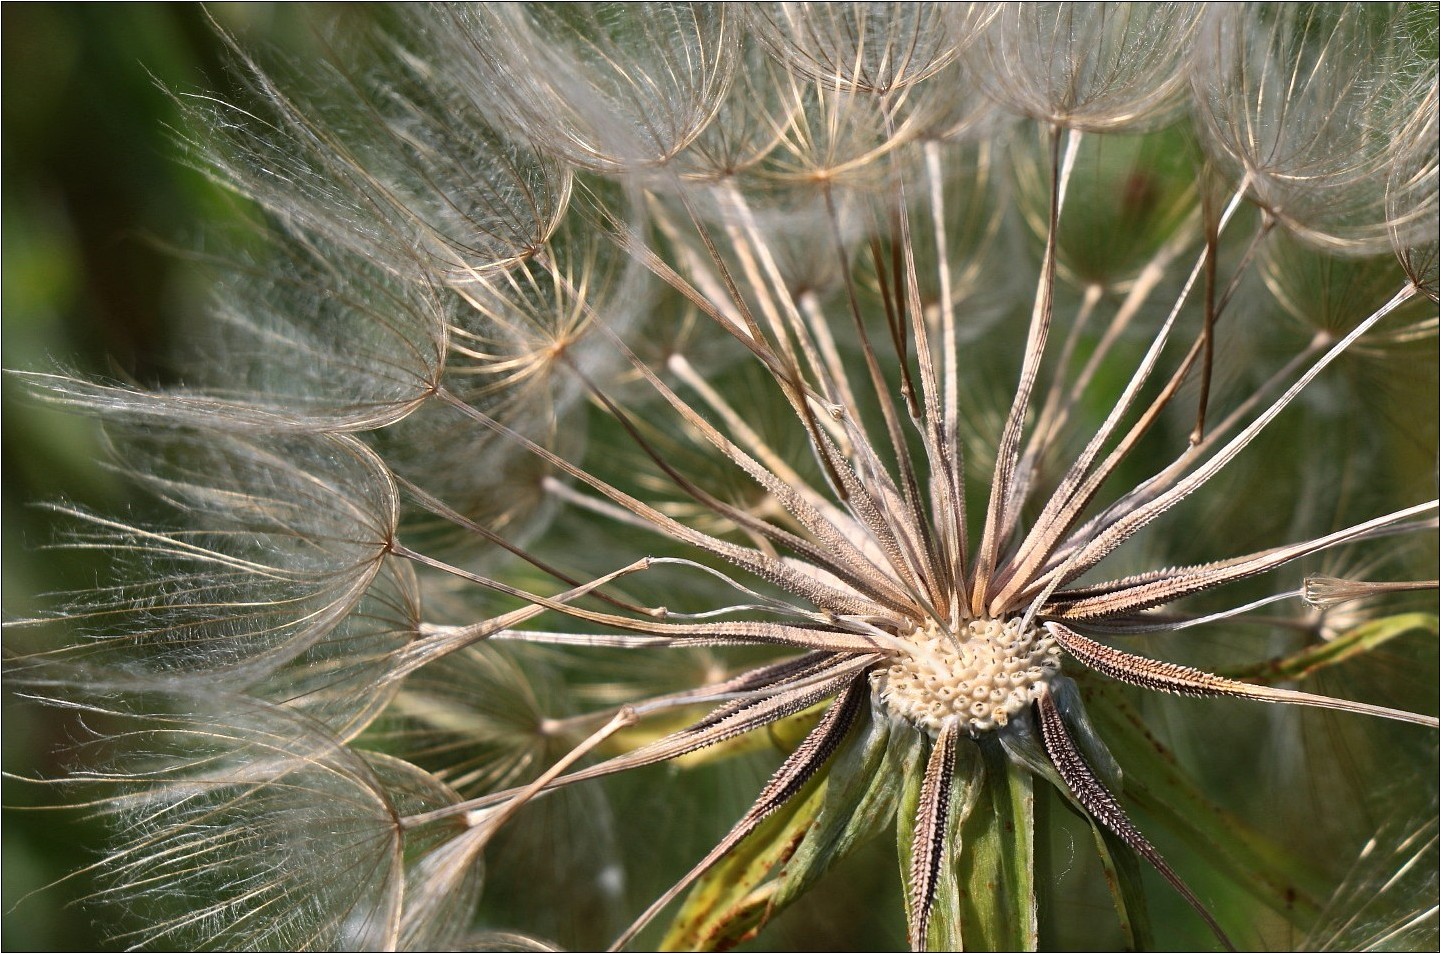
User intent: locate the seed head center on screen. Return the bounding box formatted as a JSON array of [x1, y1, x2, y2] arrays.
[[875, 616, 1061, 735]]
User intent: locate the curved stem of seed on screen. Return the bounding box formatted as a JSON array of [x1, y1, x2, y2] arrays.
[[1192, 173, 1220, 445], [1075, 588, 1303, 634], [1035, 690, 1235, 952], [452, 705, 638, 835], [399, 473, 661, 617], [397, 700, 636, 832], [388, 546, 653, 677], [908, 718, 960, 952], [1046, 622, 1440, 728]]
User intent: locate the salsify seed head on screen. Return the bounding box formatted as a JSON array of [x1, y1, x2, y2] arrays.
[[876, 616, 1062, 735], [5, 3, 1438, 953]]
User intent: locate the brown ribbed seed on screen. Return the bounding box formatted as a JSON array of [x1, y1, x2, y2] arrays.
[[907, 719, 960, 952], [1044, 621, 1441, 728]]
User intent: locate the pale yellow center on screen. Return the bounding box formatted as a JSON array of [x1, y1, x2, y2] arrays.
[[875, 616, 1061, 735]]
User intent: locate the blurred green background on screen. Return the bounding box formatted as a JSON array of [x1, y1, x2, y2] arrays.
[[2, 7, 310, 949]]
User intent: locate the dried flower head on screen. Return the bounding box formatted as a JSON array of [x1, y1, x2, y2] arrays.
[[7, 3, 1438, 952]]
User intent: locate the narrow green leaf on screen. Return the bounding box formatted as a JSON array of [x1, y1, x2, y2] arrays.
[[1089, 820, 1155, 950], [659, 774, 828, 951], [1219, 613, 1438, 684], [769, 706, 902, 912], [1047, 680, 1155, 950], [893, 723, 931, 939], [1083, 679, 1330, 921], [957, 736, 1038, 952], [659, 697, 887, 951]]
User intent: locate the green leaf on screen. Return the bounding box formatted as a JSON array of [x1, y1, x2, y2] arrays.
[[1045, 680, 1155, 950], [1083, 680, 1330, 922], [769, 707, 903, 912], [659, 772, 828, 951], [1088, 820, 1155, 950], [659, 703, 896, 951], [957, 736, 1039, 951], [1219, 613, 1438, 684]]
